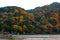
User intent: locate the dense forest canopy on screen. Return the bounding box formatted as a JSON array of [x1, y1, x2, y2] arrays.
[[0, 2, 60, 35]]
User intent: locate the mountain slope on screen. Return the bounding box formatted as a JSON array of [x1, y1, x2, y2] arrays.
[[26, 2, 60, 13], [0, 2, 60, 34]]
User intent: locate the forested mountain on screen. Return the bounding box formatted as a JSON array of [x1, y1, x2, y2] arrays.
[[0, 2, 60, 35], [26, 2, 60, 13]]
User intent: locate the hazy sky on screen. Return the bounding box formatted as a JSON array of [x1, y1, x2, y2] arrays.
[[0, 0, 60, 10]]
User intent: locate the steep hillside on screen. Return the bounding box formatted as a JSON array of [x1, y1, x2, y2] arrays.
[[0, 2, 60, 35]]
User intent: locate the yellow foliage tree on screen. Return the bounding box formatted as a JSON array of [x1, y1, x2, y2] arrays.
[[19, 16, 24, 23], [18, 26, 23, 32], [13, 25, 19, 30], [27, 13, 35, 20], [20, 16, 24, 19], [23, 25, 27, 31], [21, 11, 27, 15], [15, 9, 19, 13], [55, 23, 60, 31], [50, 17, 58, 24]]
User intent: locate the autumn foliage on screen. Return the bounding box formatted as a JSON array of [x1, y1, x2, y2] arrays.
[[0, 6, 60, 35]]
